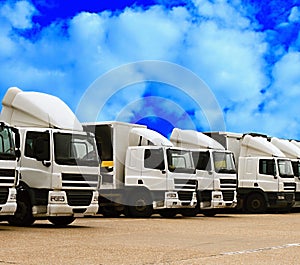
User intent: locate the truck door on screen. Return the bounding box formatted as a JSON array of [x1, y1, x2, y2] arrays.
[[20, 131, 52, 191], [258, 158, 278, 192], [142, 147, 167, 191], [192, 151, 213, 191]]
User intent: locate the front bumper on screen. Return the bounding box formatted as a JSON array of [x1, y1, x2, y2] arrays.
[[46, 190, 99, 217], [201, 190, 237, 209], [0, 188, 17, 216], [268, 192, 295, 209], [153, 191, 197, 209]]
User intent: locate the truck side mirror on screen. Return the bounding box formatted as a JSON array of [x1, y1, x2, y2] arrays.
[[14, 130, 21, 160]]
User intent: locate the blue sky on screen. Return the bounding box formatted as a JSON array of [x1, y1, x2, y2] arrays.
[[0, 0, 300, 138]]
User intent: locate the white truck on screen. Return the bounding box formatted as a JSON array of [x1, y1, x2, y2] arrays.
[[205, 132, 295, 213], [83, 121, 198, 218], [270, 137, 300, 207], [0, 87, 100, 226], [170, 128, 237, 216], [0, 122, 20, 220]]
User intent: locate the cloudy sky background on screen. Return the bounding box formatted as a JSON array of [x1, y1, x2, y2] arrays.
[[0, 0, 299, 138]]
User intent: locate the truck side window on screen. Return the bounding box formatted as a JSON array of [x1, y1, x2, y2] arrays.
[[192, 151, 211, 171], [144, 148, 165, 170], [25, 131, 50, 160], [259, 159, 275, 176]]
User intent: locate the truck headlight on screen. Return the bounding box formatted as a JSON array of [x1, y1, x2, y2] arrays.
[[10, 193, 17, 201], [166, 192, 177, 198], [213, 194, 222, 199]]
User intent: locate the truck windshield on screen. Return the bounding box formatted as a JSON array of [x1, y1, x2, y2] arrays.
[[167, 149, 195, 174], [0, 126, 16, 160], [292, 161, 300, 178], [213, 152, 236, 174], [278, 159, 294, 178], [54, 133, 99, 166], [192, 151, 211, 171]]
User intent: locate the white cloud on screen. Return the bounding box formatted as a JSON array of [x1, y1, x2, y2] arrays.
[[272, 51, 300, 96], [193, 0, 251, 29], [0, 0, 36, 29], [105, 6, 190, 62], [231, 51, 300, 139], [184, 20, 268, 106], [288, 6, 300, 23], [0, 0, 299, 138]]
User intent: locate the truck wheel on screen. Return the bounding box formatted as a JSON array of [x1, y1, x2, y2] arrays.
[[181, 207, 199, 217], [159, 209, 177, 218], [202, 210, 217, 217], [246, 193, 266, 213], [8, 195, 34, 226], [101, 206, 121, 218], [48, 216, 75, 227], [127, 190, 153, 218]]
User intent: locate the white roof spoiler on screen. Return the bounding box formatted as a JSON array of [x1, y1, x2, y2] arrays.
[[271, 137, 300, 159], [170, 128, 225, 150], [242, 135, 284, 157], [130, 127, 173, 147], [1, 87, 82, 131]]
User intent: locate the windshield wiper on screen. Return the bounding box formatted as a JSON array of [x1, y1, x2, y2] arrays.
[[280, 174, 294, 178], [217, 168, 236, 174]]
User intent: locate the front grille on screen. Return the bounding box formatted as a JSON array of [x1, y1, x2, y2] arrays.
[[220, 178, 236, 189], [0, 188, 9, 204], [174, 179, 197, 190], [0, 169, 15, 186], [178, 191, 193, 201], [222, 190, 235, 201], [65, 190, 93, 206], [284, 182, 296, 191], [62, 173, 98, 189]]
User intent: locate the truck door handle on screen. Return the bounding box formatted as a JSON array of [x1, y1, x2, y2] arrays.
[[161, 170, 166, 174], [42, 160, 51, 167]]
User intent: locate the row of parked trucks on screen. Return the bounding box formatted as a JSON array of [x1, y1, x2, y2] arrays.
[[0, 87, 299, 226]]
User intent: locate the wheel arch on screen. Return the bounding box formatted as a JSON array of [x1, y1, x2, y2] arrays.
[[17, 181, 34, 205], [124, 186, 153, 204]]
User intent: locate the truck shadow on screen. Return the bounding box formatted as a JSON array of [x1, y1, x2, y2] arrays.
[[0, 222, 91, 229]]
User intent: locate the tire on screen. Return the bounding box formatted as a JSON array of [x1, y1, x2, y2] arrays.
[[48, 216, 75, 227], [159, 209, 177, 218], [126, 189, 153, 218], [101, 206, 121, 218], [181, 207, 199, 217], [202, 210, 217, 217], [8, 194, 34, 227], [246, 193, 267, 213]]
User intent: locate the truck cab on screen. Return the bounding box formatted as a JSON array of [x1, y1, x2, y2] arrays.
[[0, 122, 20, 219], [171, 128, 237, 216], [1, 87, 100, 226], [271, 137, 300, 207], [207, 132, 295, 213], [84, 122, 197, 218]]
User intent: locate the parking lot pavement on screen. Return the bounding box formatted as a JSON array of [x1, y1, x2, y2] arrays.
[[1, 213, 300, 264]]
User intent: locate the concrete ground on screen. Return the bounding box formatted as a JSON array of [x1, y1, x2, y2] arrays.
[[0, 213, 300, 264]]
